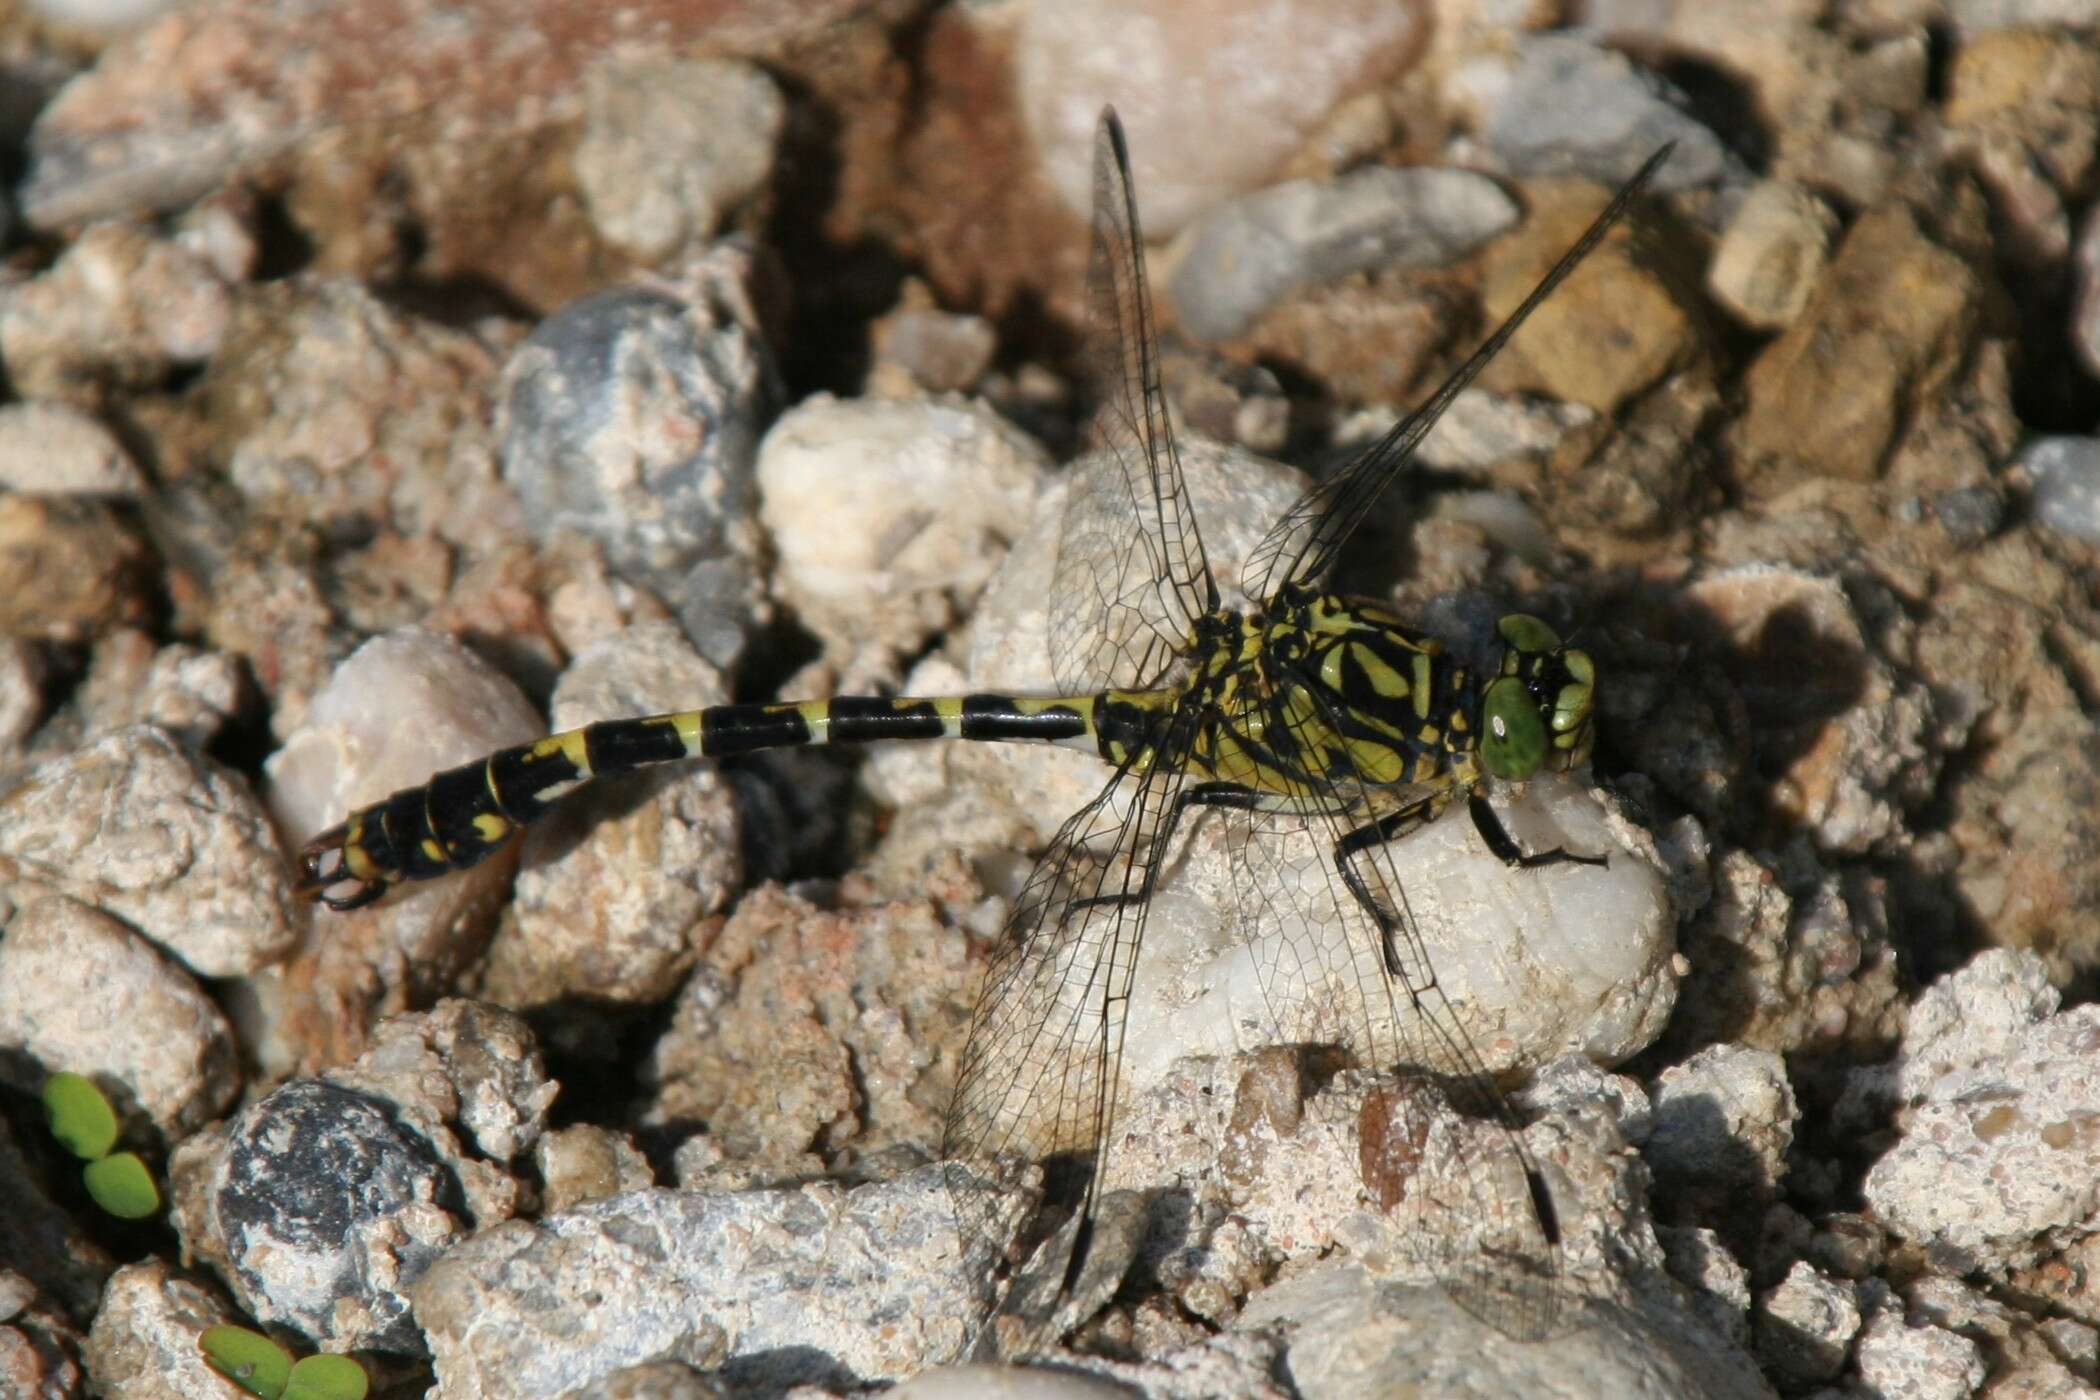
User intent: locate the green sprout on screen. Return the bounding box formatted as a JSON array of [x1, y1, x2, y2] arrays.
[[43, 1072, 119, 1159], [41, 1071, 162, 1219], [199, 1326, 369, 1400], [82, 1152, 161, 1219]]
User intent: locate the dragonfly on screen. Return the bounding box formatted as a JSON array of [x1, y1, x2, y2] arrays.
[[296, 106, 1669, 1346]]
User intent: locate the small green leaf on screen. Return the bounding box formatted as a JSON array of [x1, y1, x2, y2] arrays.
[[43, 1072, 119, 1160], [283, 1354, 369, 1400], [82, 1152, 161, 1219], [199, 1325, 293, 1400]]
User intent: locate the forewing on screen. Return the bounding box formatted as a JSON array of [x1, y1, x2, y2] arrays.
[[1049, 107, 1218, 693], [1241, 143, 1675, 602]]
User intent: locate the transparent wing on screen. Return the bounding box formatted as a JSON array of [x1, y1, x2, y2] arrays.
[[1241, 143, 1675, 602], [1217, 699, 1569, 1338], [1049, 107, 1219, 694], [942, 713, 1195, 1333]]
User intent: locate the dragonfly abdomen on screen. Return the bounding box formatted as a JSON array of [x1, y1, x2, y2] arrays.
[[298, 691, 1107, 910]]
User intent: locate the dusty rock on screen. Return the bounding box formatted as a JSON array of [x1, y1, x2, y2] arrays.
[[1476, 175, 1709, 415], [0, 222, 229, 403], [1943, 26, 2100, 266], [1647, 1045, 1798, 1215], [206, 277, 512, 548], [757, 392, 1049, 691], [262, 629, 544, 1072], [1854, 1308, 1988, 1400], [0, 403, 148, 495], [1736, 202, 1987, 487], [0, 726, 297, 978], [645, 876, 978, 1178], [1706, 180, 1837, 331], [535, 1126, 655, 1213], [410, 1167, 1029, 1396], [1015, 0, 1429, 236], [0, 495, 154, 644], [1238, 1265, 1768, 1399], [19, 0, 872, 301], [1753, 1260, 1861, 1385], [1856, 951, 2100, 1274], [80, 1260, 242, 1400], [0, 895, 239, 1142], [576, 55, 785, 262]]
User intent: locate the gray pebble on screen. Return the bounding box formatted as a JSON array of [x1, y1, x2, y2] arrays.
[[1932, 485, 2004, 542], [2023, 435, 2100, 544], [1480, 34, 1740, 193], [1167, 166, 1518, 342], [499, 249, 772, 671], [209, 1078, 463, 1355]]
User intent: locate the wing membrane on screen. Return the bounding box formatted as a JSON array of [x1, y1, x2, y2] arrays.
[[1049, 108, 1219, 693], [1242, 143, 1675, 601], [1216, 690, 1569, 1339], [943, 709, 1197, 1338]]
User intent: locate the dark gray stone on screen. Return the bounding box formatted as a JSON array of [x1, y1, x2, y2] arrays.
[[212, 1078, 460, 1355]]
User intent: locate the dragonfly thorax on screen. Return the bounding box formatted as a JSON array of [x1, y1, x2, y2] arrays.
[[1157, 586, 1599, 800]]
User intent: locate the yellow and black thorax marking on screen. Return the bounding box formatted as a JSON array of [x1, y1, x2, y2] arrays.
[[1170, 586, 1485, 800]]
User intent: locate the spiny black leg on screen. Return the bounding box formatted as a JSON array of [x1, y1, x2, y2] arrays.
[[1067, 782, 1266, 913], [1335, 794, 1443, 976], [1467, 789, 1609, 871]]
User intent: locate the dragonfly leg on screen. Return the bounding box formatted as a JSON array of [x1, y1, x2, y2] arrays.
[[1334, 792, 1449, 975], [1466, 787, 1610, 871], [1064, 781, 1266, 914]]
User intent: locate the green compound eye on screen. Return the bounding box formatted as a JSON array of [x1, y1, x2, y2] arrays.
[[1497, 614, 1562, 656], [1554, 662, 1594, 736], [1481, 676, 1548, 780]]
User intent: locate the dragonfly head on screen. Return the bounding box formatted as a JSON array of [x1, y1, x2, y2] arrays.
[[1481, 614, 1596, 781]]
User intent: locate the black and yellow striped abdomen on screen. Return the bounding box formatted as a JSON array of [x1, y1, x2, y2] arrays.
[[297, 691, 1133, 910], [299, 591, 1595, 912]]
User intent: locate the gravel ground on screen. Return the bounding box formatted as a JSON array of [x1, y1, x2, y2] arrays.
[[3, 1, 2100, 1397]]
